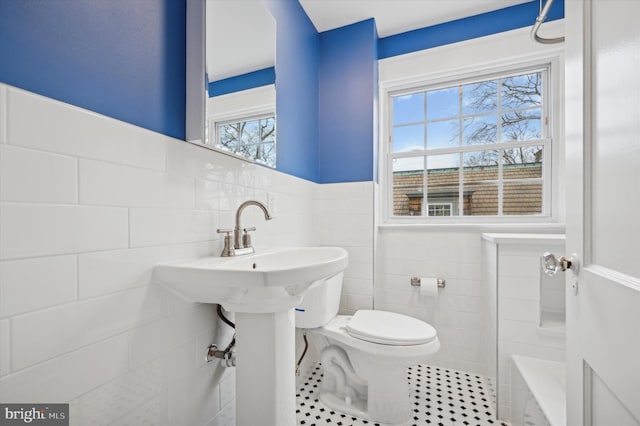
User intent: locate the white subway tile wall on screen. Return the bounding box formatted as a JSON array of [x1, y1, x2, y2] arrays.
[[0, 334, 130, 403], [78, 159, 195, 208], [11, 285, 167, 370], [0, 85, 318, 425], [5, 86, 168, 170], [0, 255, 78, 317], [318, 182, 374, 314], [0, 204, 129, 259], [0, 145, 78, 204], [376, 230, 489, 376]]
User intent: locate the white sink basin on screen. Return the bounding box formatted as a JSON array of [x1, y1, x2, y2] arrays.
[[154, 247, 348, 313]]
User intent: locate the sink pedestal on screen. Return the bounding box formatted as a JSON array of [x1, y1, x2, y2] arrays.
[[235, 309, 296, 426], [154, 247, 349, 426]]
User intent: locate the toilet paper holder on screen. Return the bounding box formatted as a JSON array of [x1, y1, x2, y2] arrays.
[[410, 277, 446, 288]]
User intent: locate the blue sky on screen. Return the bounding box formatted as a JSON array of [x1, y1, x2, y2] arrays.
[[391, 72, 542, 172]]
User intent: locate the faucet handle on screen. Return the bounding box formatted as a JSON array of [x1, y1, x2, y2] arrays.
[[242, 227, 256, 248], [216, 229, 234, 257]]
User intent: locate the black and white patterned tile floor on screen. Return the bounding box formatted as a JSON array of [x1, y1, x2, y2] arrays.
[[296, 363, 510, 426]]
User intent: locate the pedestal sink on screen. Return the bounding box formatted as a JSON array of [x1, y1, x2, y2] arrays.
[[154, 247, 348, 426]]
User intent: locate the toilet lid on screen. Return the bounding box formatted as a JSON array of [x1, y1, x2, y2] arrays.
[[345, 310, 437, 346]]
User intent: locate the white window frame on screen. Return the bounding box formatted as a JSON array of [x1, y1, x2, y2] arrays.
[[388, 65, 551, 219], [379, 40, 564, 226], [213, 113, 276, 167], [206, 85, 277, 167]]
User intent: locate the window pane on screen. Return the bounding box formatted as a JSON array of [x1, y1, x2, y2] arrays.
[[260, 117, 276, 143], [427, 154, 460, 216], [463, 150, 499, 181], [463, 151, 499, 216], [219, 123, 241, 150], [258, 118, 276, 167], [427, 119, 459, 149], [392, 157, 424, 216], [241, 120, 260, 143], [503, 182, 543, 215], [393, 124, 424, 153], [393, 93, 424, 125], [217, 116, 276, 168], [235, 120, 260, 160], [238, 140, 258, 161], [501, 109, 542, 141], [427, 86, 458, 120], [463, 80, 498, 115], [257, 142, 276, 167], [502, 72, 542, 109], [463, 115, 498, 145], [465, 183, 499, 216], [502, 145, 543, 179]]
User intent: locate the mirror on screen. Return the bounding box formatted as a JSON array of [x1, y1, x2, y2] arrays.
[[188, 0, 319, 180], [203, 0, 277, 167]]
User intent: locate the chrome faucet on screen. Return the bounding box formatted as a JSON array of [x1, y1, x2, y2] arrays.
[[217, 200, 272, 257]]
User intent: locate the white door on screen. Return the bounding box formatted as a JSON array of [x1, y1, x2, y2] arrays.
[[565, 0, 640, 424]]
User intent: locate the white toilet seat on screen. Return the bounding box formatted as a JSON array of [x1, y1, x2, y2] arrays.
[[312, 313, 440, 358], [345, 310, 437, 346]]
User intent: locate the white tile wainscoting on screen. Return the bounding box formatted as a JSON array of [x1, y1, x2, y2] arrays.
[[375, 230, 490, 377], [0, 84, 319, 425], [318, 182, 375, 315]]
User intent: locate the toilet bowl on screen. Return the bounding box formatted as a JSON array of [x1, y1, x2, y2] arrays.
[[295, 273, 440, 425]]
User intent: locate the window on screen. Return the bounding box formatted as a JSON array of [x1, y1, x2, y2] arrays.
[[389, 66, 550, 219], [214, 114, 276, 168], [428, 203, 453, 217]]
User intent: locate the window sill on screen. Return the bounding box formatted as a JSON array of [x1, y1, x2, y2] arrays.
[[378, 221, 565, 233]]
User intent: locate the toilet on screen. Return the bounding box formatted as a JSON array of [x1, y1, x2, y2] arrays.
[[295, 273, 440, 425]]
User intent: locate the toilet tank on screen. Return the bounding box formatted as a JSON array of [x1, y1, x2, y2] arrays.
[[295, 272, 343, 328]]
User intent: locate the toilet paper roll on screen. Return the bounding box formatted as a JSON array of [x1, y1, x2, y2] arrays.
[[419, 277, 439, 297]]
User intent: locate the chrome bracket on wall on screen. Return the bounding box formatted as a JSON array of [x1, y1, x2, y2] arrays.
[[410, 277, 446, 289]]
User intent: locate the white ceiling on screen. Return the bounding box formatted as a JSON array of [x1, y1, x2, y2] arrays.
[[299, 0, 532, 38], [207, 0, 535, 83]]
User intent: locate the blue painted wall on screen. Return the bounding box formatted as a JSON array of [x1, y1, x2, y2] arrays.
[[318, 19, 378, 184], [262, 0, 320, 182], [379, 0, 564, 59], [0, 0, 564, 183], [208, 67, 275, 97], [317, 0, 564, 183], [0, 0, 186, 140]]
